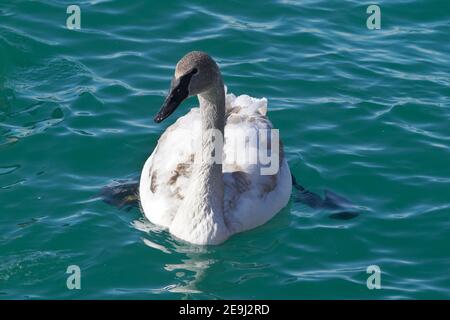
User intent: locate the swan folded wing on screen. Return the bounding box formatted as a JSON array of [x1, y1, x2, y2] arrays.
[[223, 94, 287, 232], [141, 108, 201, 227]]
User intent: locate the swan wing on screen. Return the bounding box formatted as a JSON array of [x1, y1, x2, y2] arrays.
[[139, 108, 201, 227], [223, 94, 292, 233]]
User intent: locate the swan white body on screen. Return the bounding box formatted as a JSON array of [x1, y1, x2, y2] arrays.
[[140, 92, 292, 244], [139, 51, 291, 245]]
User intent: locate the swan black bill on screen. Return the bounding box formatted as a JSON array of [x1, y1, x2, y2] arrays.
[[153, 86, 187, 123], [154, 68, 198, 123]]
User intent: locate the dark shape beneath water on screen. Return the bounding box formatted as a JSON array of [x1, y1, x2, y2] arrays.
[[291, 174, 359, 220], [100, 181, 140, 211], [100, 174, 359, 221]]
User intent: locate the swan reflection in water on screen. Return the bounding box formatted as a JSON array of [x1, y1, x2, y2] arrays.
[[133, 218, 216, 296]]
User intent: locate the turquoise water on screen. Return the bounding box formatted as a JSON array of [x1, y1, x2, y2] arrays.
[[1, 0, 450, 299]]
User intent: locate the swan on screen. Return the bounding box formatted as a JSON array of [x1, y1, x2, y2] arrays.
[[139, 51, 292, 245]]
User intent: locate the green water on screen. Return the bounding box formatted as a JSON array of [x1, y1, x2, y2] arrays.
[[1, 0, 450, 299]]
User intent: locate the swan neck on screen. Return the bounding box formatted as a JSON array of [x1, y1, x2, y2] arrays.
[[195, 79, 225, 207], [198, 80, 225, 133], [170, 78, 228, 244]]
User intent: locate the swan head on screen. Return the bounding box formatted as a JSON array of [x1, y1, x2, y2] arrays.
[[154, 51, 220, 123]]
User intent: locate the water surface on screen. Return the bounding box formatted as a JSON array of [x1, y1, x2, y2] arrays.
[[1, 0, 450, 299]]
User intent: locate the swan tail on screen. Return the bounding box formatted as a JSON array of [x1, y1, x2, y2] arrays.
[[291, 174, 359, 220]]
